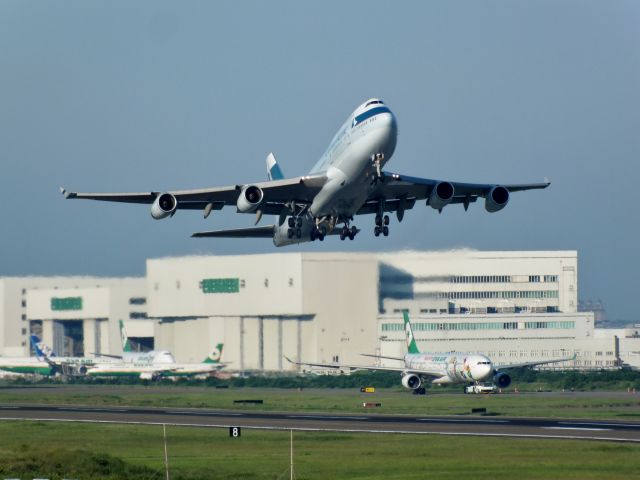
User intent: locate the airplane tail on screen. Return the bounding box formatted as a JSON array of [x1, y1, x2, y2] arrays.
[[403, 311, 420, 354], [30, 335, 56, 359], [119, 320, 133, 353], [266, 153, 285, 181], [202, 343, 224, 364]]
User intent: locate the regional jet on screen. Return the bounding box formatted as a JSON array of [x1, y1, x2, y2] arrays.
[[61, 99, 550, 246], [286, 312, 575, 394]]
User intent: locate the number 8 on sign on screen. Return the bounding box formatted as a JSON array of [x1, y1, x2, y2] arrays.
[[229, 427, 241, 438]]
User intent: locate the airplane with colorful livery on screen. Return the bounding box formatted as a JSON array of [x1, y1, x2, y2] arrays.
[[287, 311, 574, 394]]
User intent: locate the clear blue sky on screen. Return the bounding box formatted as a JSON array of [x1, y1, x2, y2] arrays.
[[1, 1, 639, 321]]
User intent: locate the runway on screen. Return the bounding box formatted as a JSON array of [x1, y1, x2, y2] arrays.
[[1, 404, 639, 442]]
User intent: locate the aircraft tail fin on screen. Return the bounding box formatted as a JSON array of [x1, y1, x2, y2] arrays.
[[403, 311, 420, 354], [203, 343, 224, 364], [266, 153, 285, 181], [119, 320, 133, 353], [30, 335, 56, 359]]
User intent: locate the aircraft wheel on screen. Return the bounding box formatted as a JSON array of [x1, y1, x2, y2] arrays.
[[348, 232, 355, 240], [296, 228, 302, 238], [288, 217, 295, 228], [287, 228, 294, 239], [296, 217, 303, 228], [318, 234, 325, 241], [375, 215, 382, 227], [383, 215, 390, 225], [310, 229, 317, 241], [340, 233, 346, 241], [374, 226, 381, 237], [350, 226, 357, 236], [382, 226, 389, 236]]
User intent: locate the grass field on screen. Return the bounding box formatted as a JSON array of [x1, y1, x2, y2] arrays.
[[1, 385, 639, 419], [0, 421, 639, 480]]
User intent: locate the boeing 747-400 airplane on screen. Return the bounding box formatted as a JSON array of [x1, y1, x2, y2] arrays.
[[62, 99, 549, 246]]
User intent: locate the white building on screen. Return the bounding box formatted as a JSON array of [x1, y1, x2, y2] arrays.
[[2, 250, 638, 371], [0, 277, 151, 357]]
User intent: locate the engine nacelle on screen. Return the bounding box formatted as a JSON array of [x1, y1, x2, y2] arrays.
[[485, 186, 509, 213], [237, 185, 264, 213], [151, 193, 177, 219], [429, 182, 454, 210], [139, 372, 155, 381], [401, 373, 422, 390], [493, 371, 511, 388]]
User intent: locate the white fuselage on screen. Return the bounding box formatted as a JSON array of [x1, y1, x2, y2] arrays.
[[404, 352, 494, 384], [273, 99, 398, 246]]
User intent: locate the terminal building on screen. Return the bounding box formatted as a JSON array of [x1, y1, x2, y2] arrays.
[[1, 250, 638, 371]]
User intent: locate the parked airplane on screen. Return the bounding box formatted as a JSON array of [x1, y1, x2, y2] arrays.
[[287, 311, 575, 394], [30, 335, 97, 375], [61, 98, 549, 246], [85, 343, 226, 380], [91, 320, 176, 365]]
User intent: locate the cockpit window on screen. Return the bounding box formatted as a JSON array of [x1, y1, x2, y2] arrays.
[[365, 100, 384, 107], [477, 361, 491, 365]]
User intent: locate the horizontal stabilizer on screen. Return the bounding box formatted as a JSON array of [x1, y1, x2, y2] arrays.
[[192, 225, 276, 238]]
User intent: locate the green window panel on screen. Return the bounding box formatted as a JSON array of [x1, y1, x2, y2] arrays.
[[51, 297, 83, 311], [200, 278, 240, 294]]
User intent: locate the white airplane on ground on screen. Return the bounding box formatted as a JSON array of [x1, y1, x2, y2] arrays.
[[61, 98, 549, 246], [287, 311, 575, 394], [85, 343, 226, 380], [29, 322, 226, 379]]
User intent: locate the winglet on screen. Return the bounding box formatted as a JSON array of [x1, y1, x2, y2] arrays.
[[60, 187, 75, 199], [283, 355, 296, 364]]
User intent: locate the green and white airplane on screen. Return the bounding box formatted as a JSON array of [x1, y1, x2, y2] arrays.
[[85, 343, 226, 380], [288, 311, 575, 394]]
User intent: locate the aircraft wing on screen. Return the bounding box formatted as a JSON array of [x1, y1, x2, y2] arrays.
[[284, 356, 441, 378], [360, 171, 550, 214], [496, 354, 576, 370], [61, 174, 327, 214], [192, 225, 276, 238]]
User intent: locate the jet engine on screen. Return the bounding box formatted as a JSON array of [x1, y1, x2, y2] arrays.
[[428, 181, 454, 210], [401, 373, 422, 390], [237, 185, 264, 213], [493, 371, 511, 388], [484, 186, 509, 213], [150, 193, 178, 219]]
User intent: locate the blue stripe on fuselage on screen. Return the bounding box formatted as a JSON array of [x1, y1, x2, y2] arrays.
[[352, 106, 391, 128]]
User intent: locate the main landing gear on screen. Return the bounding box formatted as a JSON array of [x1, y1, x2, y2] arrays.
[[374, 214, 390, 237], [286, 216, 303, 239], [339, 225, 357, 241], [310, 225, 326, 242]]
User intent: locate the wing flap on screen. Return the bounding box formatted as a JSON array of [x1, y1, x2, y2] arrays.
[[192, 225, 275, 239]]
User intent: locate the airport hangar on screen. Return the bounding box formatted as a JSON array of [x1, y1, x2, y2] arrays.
[[3, 250, 638, 371]]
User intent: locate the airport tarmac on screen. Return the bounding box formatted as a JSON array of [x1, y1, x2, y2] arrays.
[[1, 403, 639, 443]]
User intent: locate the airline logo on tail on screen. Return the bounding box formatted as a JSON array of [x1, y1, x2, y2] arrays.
[[203, 343, 224, 364], [403, 311, 420, 354], [266, 153, 284, 181], [30, 335, 56, 359]]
